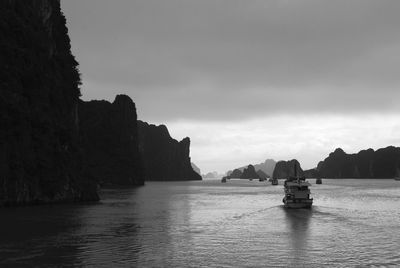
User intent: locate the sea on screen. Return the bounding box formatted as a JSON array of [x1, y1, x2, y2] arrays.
[[1, 179, 399, 267]]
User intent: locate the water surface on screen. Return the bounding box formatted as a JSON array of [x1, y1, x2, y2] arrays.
[[1, 179, 399, 267]]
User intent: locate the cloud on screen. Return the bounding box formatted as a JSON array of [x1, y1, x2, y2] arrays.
[[61, 1, 400, 172], [62, 0, 400, 121]]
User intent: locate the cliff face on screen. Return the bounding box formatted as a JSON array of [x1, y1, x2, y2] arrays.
[[229, 169, 243, 178], [317, 147, 400, 178], [0, 0, 98, 205], [227, 159, 276, 178], [256, 169, 268, 179], [79, 95, 145, 186], [253, 159, 276, 177], [272, 159, 304, 179], [138, 121, 202, 181], [241, 165, 259, 179]]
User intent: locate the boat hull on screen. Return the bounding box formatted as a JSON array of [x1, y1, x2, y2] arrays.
[[283, 198, 313, 209]]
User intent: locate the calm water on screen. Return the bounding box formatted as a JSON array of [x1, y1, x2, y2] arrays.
[[1, 179, 400, 267]]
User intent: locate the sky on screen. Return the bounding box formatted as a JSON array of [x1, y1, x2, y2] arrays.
[[61, 0, 400, 174]]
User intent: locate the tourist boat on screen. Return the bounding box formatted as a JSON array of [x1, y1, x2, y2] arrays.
[[282, 164, 313, 208], [271, 178, 278, 185], [316, 178, 322, 184]]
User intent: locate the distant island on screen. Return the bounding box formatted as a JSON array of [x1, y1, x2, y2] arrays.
[[223, 164, 266, 180], [305, 147, 400, 179], [225, 148, 400, 180], [226, 159, 276, 179], [202, 172, 219, 179]]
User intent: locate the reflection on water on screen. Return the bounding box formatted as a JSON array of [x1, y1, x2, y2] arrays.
[[284, 207, 312, 265], [0, 204, 84, 266], [76, 188, 142, 266], [1, 179, 400, 267]]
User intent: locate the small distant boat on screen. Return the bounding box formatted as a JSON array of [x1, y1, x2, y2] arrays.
[[271, 178, 278, 185], [221, 177, 227, 183], [316, 178, 322, 184]]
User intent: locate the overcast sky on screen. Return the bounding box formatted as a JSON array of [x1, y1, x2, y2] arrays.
[[62, 0, 400, 173]]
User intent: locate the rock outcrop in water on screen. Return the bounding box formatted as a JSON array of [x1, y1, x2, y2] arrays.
[[303, 167, 320, 178], [314, 146, 400, 178], [203, 171, 219, 178], [137, 121, 202, 181], [79, 95, 145, 186], [226, 159, 276, 178], [253, 159, 276, 177], [229, 169, 243, 178], [272, 159, 304, 179], [0, 0, 98, 205], [240, 165, 260, 179], [256, 169, 268, 179]]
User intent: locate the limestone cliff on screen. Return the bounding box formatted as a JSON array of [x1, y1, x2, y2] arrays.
[[240, 165, 259, 179], [303, 167, 320, 178], [317, 146, 400, 178], [252, 159, 276, 178], [138, 121, 202, 181], [227, 159, 276, 178], [272, 159, 304, 179], [79, 95, 145, 186], [0, 0, 98, 205], [229, 169, 243, 178], [256, 169, 268, 179]]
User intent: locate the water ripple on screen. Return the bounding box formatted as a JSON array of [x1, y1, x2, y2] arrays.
[[0, 179, 399, 267]]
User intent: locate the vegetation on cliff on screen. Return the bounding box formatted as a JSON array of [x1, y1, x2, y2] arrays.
[[0, 0, 98, 205]]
